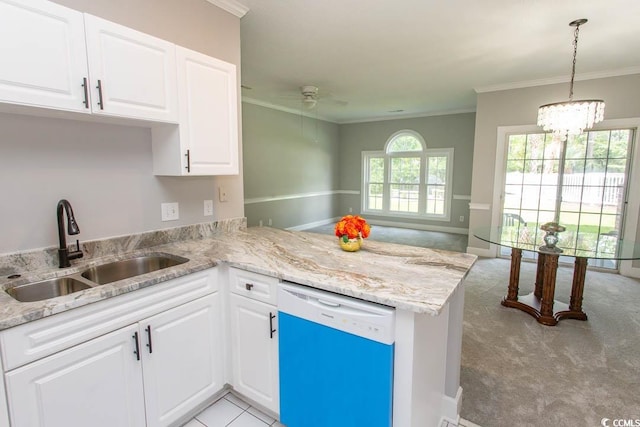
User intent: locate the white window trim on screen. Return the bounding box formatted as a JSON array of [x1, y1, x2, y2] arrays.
[[361, 131, 454, 221]]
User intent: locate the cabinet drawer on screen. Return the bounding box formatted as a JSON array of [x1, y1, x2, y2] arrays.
[[229, 268, 278, 305]]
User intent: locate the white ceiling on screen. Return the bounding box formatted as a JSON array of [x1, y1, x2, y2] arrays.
[[237, 0, 640, 124]]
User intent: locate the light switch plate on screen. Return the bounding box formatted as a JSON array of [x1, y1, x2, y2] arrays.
[[204, 200, 213, 216], [218, 187, 228, 202]]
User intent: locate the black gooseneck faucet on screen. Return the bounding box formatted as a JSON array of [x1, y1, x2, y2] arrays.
[[57, 199, 83, 268]]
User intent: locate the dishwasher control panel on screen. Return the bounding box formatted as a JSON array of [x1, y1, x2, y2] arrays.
[[278, 281, 395, 344]]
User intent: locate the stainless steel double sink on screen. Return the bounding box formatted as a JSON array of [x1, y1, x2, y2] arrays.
[[5, 253, 189, 303]]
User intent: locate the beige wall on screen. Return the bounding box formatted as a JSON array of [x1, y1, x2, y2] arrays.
[[0, 0, 242, 253], [468, 74, 640, 254]]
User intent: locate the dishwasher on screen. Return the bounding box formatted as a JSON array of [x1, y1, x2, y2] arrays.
[[278, 281, 395, 427]]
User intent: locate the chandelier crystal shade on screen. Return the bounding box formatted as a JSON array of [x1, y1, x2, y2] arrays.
[[537, 19, 605, 140]]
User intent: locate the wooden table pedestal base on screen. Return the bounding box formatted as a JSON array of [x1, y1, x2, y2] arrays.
[[501, 248, 589, 326]]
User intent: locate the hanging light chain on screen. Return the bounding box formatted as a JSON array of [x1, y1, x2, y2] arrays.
[[567, 18, 589, 100], [568, 21, 583, 101]]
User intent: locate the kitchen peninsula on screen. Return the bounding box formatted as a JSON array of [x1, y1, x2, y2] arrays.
[[0, 221, 476, 427]]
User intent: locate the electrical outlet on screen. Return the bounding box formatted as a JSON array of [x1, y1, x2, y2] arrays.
[[349, 207, 353, 213], [161, 203, 179, 221], [204, 200, 213, 216], [459, 215, 465, 222], [259, 220, 263, 227], [218, 187, 228, 202], [268, 218, 272, 226]]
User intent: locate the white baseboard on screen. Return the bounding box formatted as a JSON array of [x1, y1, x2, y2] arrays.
[[288, 217, 471, 235], [440, 386, 463, 426], [619, 262, 640, 279], [286, 217, 340, 231], [466, 246, 495, 257], [367, 218, 469, 235]]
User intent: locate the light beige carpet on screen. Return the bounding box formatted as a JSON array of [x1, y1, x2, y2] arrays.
[[461, 258, 640, 427]]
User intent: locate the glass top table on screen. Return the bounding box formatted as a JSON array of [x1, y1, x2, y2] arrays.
[[473, 226, 640, 326], [473, 225, 640, 260]]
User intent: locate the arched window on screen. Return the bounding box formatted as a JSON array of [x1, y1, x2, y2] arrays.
[[362, 130, 453, 220]]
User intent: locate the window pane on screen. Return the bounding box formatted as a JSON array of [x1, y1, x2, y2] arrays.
[[368, 183, 383, 210], [507, 135, 526, 160], [565, 134, 587, 159], [526, 134, 546, 159], [586, 131, 611, 159], [609, 130, 630, 158], [564, 159, 585, 176], [504, 184, 522, 209], [426, 184, 445, 214], [428, 156, 447, 184], [506, 160, 524, 175], [389, 156, 420, 213], [390, 184, 419, 212], [368, 157, 384, 182], [390, 157, 420, 183], [388, 135, 422, 152], [425, 155, 449, 215]]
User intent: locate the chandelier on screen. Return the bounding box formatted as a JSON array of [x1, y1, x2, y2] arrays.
[[537, 19, 605, 140]]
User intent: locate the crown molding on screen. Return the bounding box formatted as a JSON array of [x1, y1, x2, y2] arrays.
[[205, 0, 249, 18], [338, 108, 476, 124], [242, 96, 335, 122], [475, 66, 640, 93]]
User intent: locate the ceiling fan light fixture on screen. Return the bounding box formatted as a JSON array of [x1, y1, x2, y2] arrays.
[[302, 97, 317, 109], [537, 18, 605, 140]]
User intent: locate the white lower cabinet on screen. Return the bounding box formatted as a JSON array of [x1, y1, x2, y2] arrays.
[[3, 273, 223, 427], [142, 293, 223, 427], [6, 324, 146, 427], [228, 293, 279, 414]]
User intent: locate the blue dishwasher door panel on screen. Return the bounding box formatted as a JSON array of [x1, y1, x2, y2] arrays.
[[279, 312, 394, 427]]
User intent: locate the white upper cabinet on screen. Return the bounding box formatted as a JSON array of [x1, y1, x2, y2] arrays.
[[84, 14, 178, 122], [152, 46, 239, 176], [1, 0, 237, 176], [0, 0, 90, 112]]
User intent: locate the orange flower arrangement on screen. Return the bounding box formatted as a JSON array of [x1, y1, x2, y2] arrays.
[[334, 215, 371, 243]]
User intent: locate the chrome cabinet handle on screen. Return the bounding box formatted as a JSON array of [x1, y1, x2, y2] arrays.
[[185, 149, 191, 173]]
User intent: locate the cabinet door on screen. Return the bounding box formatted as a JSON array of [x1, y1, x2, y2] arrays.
[[84, 14, 178, 122], [5, 324, 145, 427], [176, 46, 239, 175], [229, 294, 279, 413], [0, 0, 90, 112], [0, 365, 9, 427], [141, 293, 224, 427]]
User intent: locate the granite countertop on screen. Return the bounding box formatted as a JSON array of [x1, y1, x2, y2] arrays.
[[0, 225, 477, 331]]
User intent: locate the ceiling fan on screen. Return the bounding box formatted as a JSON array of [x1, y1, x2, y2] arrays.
[[288, 85, 348, 110], [301, 85, 320, 109]]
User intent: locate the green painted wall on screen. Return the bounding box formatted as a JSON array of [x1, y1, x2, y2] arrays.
[[242, 102, 341, 228], [338, 113, 476, 231], [243, 103, 476, 233]]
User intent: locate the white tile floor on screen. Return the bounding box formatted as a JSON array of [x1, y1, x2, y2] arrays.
[[185, 391, 482, 427], [184, 392, 282, 427]]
